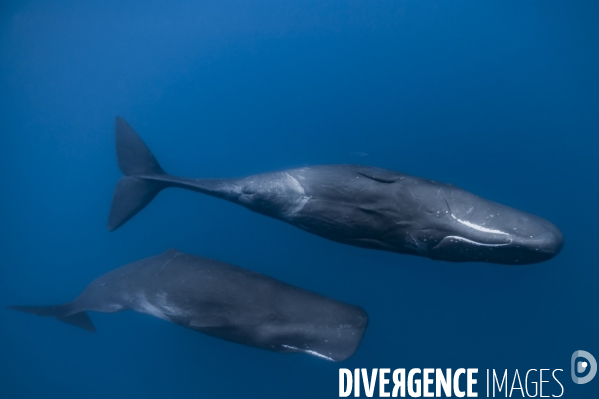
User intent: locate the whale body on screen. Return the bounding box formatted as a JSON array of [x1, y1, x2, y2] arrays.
[[108, 117, 563, 265], [9, 249, 368, 362]]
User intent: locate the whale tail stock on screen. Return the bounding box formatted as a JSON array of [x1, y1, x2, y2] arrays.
[[7, 304, 96, 332], [108, 117, 234, 231], [108, 116, 171, 231]]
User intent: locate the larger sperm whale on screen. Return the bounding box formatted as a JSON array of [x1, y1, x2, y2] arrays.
[[108, 117, 563, 264], [9, 249, 368, 361]]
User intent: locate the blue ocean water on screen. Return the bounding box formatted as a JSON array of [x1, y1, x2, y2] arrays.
[[1, 1, 598, 398]]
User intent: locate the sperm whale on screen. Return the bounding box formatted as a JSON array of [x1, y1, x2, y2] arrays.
[[9, 249, 368, 361], [108, 117, 563, 264]]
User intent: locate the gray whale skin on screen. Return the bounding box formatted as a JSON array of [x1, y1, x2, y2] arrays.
[[9, 249, 368, 362], [109, 117, 563, 265]]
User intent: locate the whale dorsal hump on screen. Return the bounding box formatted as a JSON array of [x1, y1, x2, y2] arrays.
[[356, 167, 404, 183], [161, 248, 182, 257]]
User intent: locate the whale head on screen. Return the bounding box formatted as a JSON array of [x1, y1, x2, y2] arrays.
[[247, 292, 368, 362], [403, 180, 563, 264]]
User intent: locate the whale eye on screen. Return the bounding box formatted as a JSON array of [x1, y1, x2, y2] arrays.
[[268, 313, 277, 320]]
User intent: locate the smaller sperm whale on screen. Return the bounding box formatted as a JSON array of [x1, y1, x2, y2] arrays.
[[108, 117, 563, 264], [8, 249, 368, 362]]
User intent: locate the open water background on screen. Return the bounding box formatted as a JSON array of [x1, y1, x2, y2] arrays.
[[0, 1, 598, 398]]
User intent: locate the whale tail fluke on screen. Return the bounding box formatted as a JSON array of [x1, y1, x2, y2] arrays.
[[8, 304, 96, 332], [108, 116, 169, 231]]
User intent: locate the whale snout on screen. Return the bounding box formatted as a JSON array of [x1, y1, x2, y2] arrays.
[[516, 223, 564, 263], [426, 198, 564, 264]]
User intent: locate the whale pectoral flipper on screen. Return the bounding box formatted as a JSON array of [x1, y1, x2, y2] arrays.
[[8, 305, 96, 332]]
